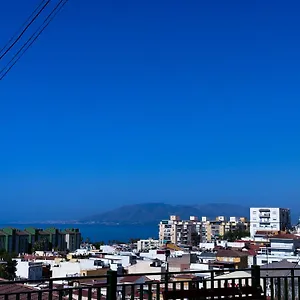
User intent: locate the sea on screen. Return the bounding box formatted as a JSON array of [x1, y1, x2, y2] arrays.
[[0, 223, 158, 243]]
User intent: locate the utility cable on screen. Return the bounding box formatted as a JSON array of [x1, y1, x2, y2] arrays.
[[0, 0, 51, 61], [0, 0, 69, 81], [0, 0, 49, 55]]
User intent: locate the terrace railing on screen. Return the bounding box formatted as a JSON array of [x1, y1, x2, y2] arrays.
[[0, 266, 299, 300]]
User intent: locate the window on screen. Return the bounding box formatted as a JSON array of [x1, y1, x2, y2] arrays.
[[261, 260, 268, 264]]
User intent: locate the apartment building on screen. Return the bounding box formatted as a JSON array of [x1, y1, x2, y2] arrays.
[[64, 228, 81, 252], [0, 227, 81, 254], [250, 207, 291, 237], [137, 238, 159, 251], [159, 215, 202, 246], [206, 217, 249, 242], [1, 228, 29, 254], [47, 227, 67, 251]]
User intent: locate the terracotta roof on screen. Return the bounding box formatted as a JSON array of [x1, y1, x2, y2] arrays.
[[217, 249, 248, 258], [0, 281, 59, 300], [173, 274, 197, 279], [246, 249, 256, 256], [255, 231, 278, 235], [22, 255, 56, 261], [270, 233, 300, 240], [119, 275, 150, 283]]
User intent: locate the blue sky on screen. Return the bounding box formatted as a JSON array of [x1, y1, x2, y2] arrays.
[[1, 0, 300, 221]]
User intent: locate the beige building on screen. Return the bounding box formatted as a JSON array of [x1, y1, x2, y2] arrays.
[[216, 249, 249, 269], [205, 217, 249, 242], [159, 215, 201, 246]]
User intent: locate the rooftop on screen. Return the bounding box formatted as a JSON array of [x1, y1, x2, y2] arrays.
[[216, 249, 248, 258]]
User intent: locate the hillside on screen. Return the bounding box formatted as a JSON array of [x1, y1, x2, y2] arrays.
[[81, 202, 249, 225]]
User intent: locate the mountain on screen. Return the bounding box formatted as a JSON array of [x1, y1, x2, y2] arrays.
[[81, 202, 249, 225]]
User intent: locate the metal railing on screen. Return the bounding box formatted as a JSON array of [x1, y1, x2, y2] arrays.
[[0, 266, 300, 300]]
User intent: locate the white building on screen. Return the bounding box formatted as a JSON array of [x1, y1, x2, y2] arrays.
[[250, 207, 291, 237], [16, 259, 51, 280], [256, 233, 300, 265], [137, 238, 159, 251]]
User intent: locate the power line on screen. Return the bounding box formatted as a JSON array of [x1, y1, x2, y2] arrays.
[[0, 0, 51, 61], [0, 0, 69, 81], [0, 0, 49, 55]]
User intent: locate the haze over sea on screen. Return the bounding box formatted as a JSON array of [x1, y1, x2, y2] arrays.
[[0, 224, 157, 243]]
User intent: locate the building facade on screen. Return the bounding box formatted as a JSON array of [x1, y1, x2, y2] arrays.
[[0, 227, 81, 254], [250, 207, 291, 237], [205, 217, 249, 242], [159, 216, 202, 246], [137, 238, 159, 251], [64, 228, 81, 252], [160, 215, 249, 244], [256, 233, 300, 265]]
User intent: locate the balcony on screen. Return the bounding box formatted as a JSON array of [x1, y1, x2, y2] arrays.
[[0, 266, 298, 300], [259, 213, 271, 218]]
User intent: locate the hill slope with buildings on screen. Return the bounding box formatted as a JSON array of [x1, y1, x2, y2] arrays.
[[82, 202, 249, 225]]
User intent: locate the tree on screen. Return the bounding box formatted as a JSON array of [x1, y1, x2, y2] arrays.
[[129, 238, 139, 244], [0, 251, 17, 280], [191, 232, 201, 246], [222, 230, 250, 242], [93, 241, 105, 249], [32, 239, 50, 252]]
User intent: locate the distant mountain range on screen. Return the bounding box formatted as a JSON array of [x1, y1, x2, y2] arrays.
[[81, 202, 249, 225]]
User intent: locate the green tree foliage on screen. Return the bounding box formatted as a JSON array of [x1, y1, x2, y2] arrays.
[[222, 230, 250, 242], [0, 250, 17, 280], [32, 239, 50, 252], [129, 238, 139, 244], [93, 241, 105, 249], [191, 232, 201, 246]]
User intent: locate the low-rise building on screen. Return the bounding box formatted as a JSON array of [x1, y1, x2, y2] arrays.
[[216, 249, 248, 269], [137, 238, 159, 251], [256, 233, 300, 265]]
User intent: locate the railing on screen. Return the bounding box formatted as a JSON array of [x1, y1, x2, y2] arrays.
[[0, 266, 300, 300]]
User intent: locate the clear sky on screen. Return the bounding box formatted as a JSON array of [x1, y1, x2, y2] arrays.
[[1, 0, 300, 221]]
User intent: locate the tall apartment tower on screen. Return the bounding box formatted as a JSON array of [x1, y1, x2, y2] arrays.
[[250, 207, 291, 237], [159, 215, 202, 246]]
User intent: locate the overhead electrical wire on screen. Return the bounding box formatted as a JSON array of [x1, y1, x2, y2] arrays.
[[0, 0, 49, 56], [0, 0, 69, 81], [0, 0, 51, 61]]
